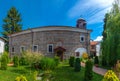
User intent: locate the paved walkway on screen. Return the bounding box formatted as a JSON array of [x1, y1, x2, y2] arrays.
[[81, 62, 108, 76]]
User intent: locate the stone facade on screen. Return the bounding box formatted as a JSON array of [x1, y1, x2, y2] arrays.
[[9, 19, 92, 59]]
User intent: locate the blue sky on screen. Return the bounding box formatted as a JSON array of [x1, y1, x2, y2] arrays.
[[0, 0, 114, 40]]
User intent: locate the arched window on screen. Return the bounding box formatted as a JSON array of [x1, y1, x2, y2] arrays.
[[80, 35, 85, 42]]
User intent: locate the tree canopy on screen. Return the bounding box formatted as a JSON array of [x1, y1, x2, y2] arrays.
[[101, 0, 120, 67]]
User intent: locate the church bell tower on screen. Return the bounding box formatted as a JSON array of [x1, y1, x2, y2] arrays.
[[76, 18, 86, 29]]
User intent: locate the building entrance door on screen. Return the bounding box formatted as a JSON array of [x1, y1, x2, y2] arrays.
[[56, 50, 63, 61], [54, 46, 66, 61]]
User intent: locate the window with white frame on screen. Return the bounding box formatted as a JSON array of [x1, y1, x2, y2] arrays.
[[80, 35, 85, 42], [20, 46, 26, 52], [33, 45, 38, 52], [47, 44, 53, 53]]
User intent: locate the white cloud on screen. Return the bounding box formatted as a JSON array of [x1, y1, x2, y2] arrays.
[[68, 0, 114, 24], [87, 7, 111, 24], [92, 0, 114, 7], [94, 36, 103, 41]]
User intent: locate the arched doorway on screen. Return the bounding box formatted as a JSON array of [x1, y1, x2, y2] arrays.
[[75, 48, 87, 58], [54, 46, 66, 61]]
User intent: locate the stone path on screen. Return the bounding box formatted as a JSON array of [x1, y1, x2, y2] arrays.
[[81, 62, 108, 76]]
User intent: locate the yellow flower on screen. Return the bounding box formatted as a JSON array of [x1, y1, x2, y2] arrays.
[[102, 70, 119, 81]]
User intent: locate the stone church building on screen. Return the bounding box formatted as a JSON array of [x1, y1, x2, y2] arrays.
[[9, 19, 92, 60]]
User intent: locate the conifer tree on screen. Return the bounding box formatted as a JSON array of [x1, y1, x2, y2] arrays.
[[2, 7, 22, 51], [101, 0, 120, 66]]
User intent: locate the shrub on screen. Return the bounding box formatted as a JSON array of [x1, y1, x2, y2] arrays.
[[82, 52, 88, 59], [40, 57, 56, 71], [13, 56, 19, 67], [1, 54, 7, 70], [74, 58, 81, 72], [69, 56, 75, 67], [54, 56, 60, 66], [81, 52, 88, 63], [22, 50, 43, 68], [94, 56, 99, 65], [81, 58, 88, 63], [33, 71, 38, 81], [32, 62, 41, 70], [15, 75, 28, 81], [19, 57, 28, 65], [101, 56, 107, 66], [84, 59, 93, 81], [3, 51, 9, 63], [116, 60, 120, 71], [114, 60, 120, 78], [102, 70, 119, 81]]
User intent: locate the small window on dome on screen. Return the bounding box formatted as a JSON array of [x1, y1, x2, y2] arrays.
[[80, 35, 85, 42]]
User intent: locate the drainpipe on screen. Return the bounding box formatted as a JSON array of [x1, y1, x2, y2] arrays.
[[30, 29, 33, 51], [10, 35, 13, 57]]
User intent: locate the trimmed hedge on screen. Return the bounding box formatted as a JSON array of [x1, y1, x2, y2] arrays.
[[94, 56, 99, 65], [84, 59, 93, 81], [69, 56, 75, 67], [13, 56, 19, 67], [74, 58, 81, 72], [1, 54, 8, 70]]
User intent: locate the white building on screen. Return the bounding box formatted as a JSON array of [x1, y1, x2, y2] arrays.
[[96, 42, 101, 56], [0, 37, 6, 54], [90, 41, 101, 56]]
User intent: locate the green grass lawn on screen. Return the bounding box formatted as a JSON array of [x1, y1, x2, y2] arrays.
[[0, 66, 35, 81], [0, 62, 103, 81], [51, 62, 103, 81]]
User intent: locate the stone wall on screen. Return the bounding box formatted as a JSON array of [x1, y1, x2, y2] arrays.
[[9, 27, 91, 59]]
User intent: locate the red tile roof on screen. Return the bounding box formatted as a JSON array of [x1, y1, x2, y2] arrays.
[[90, 41, 98, 45]]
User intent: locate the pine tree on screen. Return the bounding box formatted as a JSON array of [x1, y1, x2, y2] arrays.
[[2, 7, 22, 51], [102, 13, 110, 41]]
